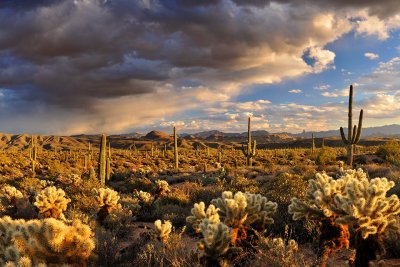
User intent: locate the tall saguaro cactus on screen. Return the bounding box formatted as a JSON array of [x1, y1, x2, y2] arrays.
[[311, 133, 316, 154], [173, 127, 179, 170], [30, 135, 38, 174], [340, 85, 363, 166], [241, 117, 257, 166], [98, 134, 107, 185]]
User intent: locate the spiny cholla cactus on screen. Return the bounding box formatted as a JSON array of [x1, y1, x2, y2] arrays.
[[4, 256, 41, 267], [34, 186, 70, 219], [186, 202, 220, 233], [288, 170, 367, 266], [187, 191, 277, 255], [197, 219, 231, 259], [155, 180, 170, 197], [289, 169, 366, 220], [154, 219, 172, 242], [0, 216, 95, 266], [333, 177, 400, 239], [211, 191, 277, 231], [133, 190, 154, 205], [332, 173, 400, 266], [1, 186, 23, 204], [93, 188, 121, 215]]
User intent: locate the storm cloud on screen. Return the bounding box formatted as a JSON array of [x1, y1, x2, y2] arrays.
[[0, 0, 399, 134]]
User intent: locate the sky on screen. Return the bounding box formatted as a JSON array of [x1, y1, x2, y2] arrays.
[[1, 0, 400, 135]]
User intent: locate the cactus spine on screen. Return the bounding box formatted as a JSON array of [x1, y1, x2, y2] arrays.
[[98, 134, 106, 185], [340, 85, 363, 167], [173, 126, 179, 170], [241, 117, 256, 166]]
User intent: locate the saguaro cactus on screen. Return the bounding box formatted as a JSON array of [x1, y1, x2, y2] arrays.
[[241, 117, 257, 166], [98, 134, 107, 185], [173, 126, 179, 170], [340, 85, 363, 166], [311, 133, 316, 154]]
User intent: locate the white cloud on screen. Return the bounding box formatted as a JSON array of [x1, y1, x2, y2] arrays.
[[308, 46, 336, 72], [357, 57, 400, 93], [364, 52, 379, 60], [314, 84, 331, 90], [289, 89, 302, 93], [353, 11, 400, 40], [321, 89, 348, 97]]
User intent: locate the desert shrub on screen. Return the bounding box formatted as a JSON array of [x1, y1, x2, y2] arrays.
[[95, 227, 121, 266], [189, 187, 224, 206], [262, 173, 308, 205], [226, 176, 260, 193], [261, 172, 318, 242], [64, 175, 100, 213], [315, 147, 338, 168], [125, 176, 154, 192], [377, 141, 400, 166], [147, 203, 190, 227], [156, 188, 190, 206], [133, 231, 199, 267], [251, 237, 306, 267]]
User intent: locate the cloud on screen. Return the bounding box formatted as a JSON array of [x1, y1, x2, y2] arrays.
[[314, 84, 331, 90], [357, 57, 400, 93], [364, 52, 379, 60], [289, 89, 302, 93], [353, 11, 400, 40], [1, 0, 400, 134], [321, 89, 348, 97]]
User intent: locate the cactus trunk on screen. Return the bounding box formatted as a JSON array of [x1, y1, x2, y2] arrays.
[[340, 85, 363, 167], [98, 134, 106, 185], [173, 127, 179, 170], [241, 117, 256, 167]]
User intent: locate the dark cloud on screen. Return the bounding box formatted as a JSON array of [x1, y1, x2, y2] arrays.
[[0, 0, 399, 133]]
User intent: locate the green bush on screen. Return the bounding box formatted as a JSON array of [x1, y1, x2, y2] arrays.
[[377, 141, 400, 166]]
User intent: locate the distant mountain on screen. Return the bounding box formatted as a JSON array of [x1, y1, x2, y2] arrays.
[[119, 132, 143, 138], [0, 133, 87, 150], [144, 130, 171, 140], [296, 124, 400, 138]]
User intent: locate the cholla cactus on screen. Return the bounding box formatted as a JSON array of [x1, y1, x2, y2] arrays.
[[333, 176, 400, 266], [93, 188, 121, 215], [133, 190, 154, 204], [334, 177, 400, 239], [211, 191, 277, 231], [288, 170, 366, 266], [0, 216, 95, 266], [155, 180, 170, 197], [197, 219, 231, 260], [4, 256, 39, 267], [154, 220, 172, 242], [1, 186, 23, 204], [289, 169, 366, 220], [34, 186, 70, 219], [186, 202, 220, 233]]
